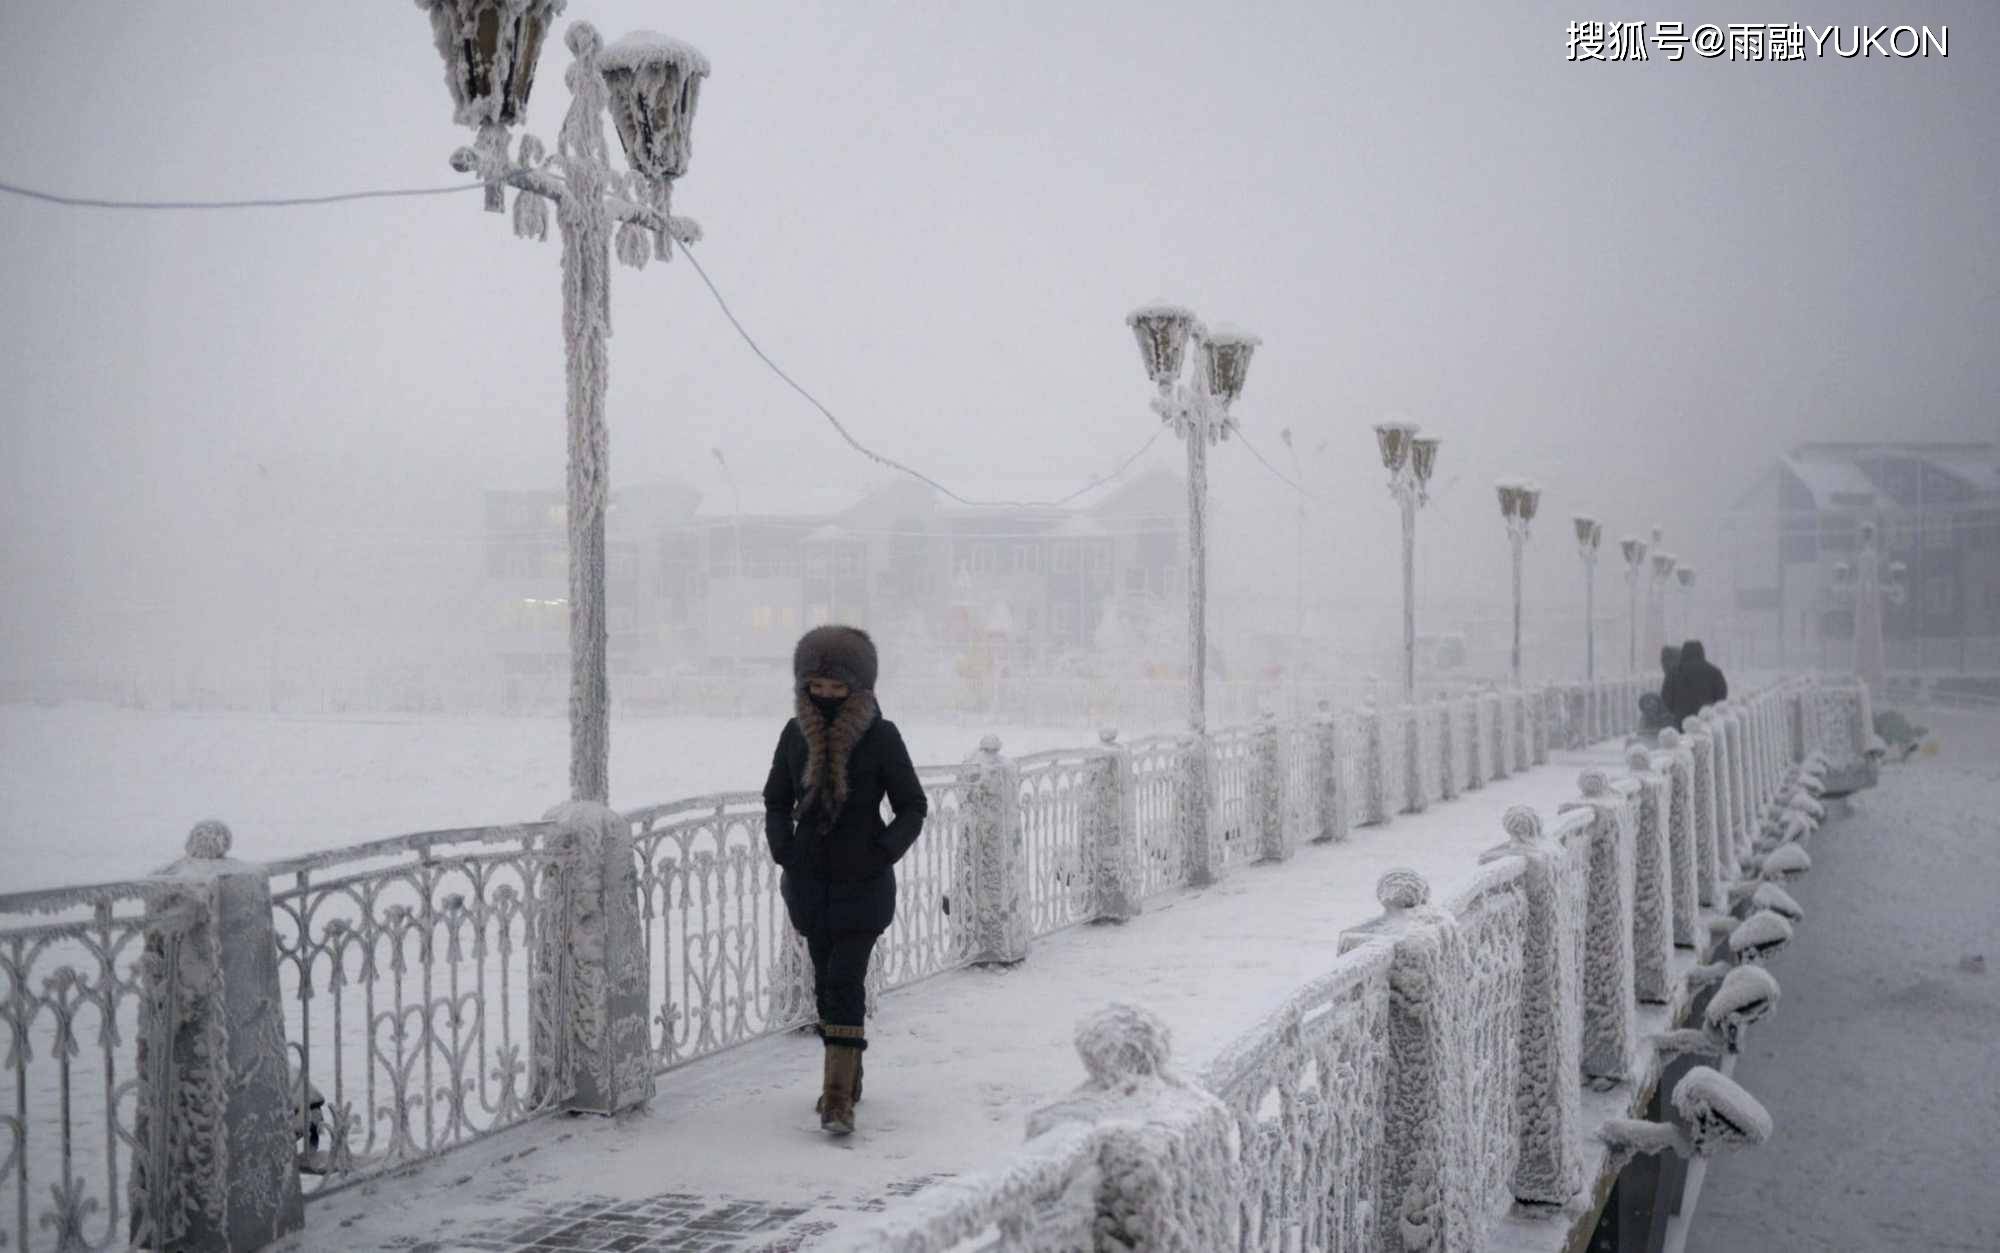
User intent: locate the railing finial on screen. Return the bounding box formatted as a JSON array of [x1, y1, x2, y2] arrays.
[[186, 818, 233, 860], [1376, 867, 1430, 912]]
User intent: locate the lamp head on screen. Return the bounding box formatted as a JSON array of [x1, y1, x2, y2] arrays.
[[1127, 304, 1197, 390]]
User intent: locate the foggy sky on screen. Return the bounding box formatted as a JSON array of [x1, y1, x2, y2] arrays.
[[1, 0, 1994, 681]]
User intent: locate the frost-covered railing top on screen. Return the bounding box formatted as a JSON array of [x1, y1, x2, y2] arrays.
[[1, 877, 205, 1253], [269, 820, 574, 1200]]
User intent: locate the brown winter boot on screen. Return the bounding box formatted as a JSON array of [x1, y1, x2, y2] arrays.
[[818, 1025, 864, 1135]]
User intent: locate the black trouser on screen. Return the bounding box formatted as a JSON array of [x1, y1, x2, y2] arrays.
[[804, 929, 880, 1032]]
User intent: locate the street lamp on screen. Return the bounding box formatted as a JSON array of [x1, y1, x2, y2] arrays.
[[1829, 521, 1906, 690], [418, 1, 711, 802], [1675, 565, 1696, 642], [1374, 423, 1441, 701], [1127, 304, 1258, 734], [1573, 515, 1602, 680], [1649, 544, 1678, 663], [1280, 428, 1306, 719], [1497, 481, 1540, 685], [1619, 533, 1649, 674]]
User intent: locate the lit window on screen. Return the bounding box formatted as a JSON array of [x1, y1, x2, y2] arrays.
[[752, 606, 772, 630], [782, 605, 799, 628]]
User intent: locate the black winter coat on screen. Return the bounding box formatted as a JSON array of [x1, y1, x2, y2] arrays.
[[763, 710, 927, 936], [1662, 640, 1728, 727]]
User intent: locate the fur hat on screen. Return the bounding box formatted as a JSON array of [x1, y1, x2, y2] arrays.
[[793, 624, 878, 692]]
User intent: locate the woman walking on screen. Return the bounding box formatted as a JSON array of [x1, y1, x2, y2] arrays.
[[762, 625, 927, 1135]]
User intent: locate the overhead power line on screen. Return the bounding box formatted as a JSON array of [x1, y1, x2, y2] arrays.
[[0, 171, 1170, 512], [0, 177, 485, 211]]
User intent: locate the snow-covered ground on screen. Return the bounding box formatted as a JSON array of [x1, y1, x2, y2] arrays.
[[1687, 707, 2000, 1253], [0, 703, 1173, 891]]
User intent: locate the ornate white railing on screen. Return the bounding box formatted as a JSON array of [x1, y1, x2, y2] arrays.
[[0, 880, 197, 1252], [830, 675, 1865, 1253], [1015, 750, 1102, 938], [1129, 734, 1191, 898], [268, 822, 574, 1199]]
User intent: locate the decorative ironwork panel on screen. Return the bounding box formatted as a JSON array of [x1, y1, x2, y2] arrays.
[[1414, 703, 1442, 807], [269, 824, 573, 1201], [874, 767, 976, 993], [1377, 706, 1409, 817], [1130, 736, 1189, 898], [1, 880, 197, 1253], [1211, 727, 1257, 869], [1449, 877, 1528, 1223], [1015, 753, 1100, 939], [628, 794, 794, 1069], [1280, 721, 1323, 849], [1338, 713, 1370, 829], [1202, 945, 1394, 1253], [1452, 700, 1477, 793]]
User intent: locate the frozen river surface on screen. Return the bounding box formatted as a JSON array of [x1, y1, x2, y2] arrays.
[[0, 703, 1163, 891]]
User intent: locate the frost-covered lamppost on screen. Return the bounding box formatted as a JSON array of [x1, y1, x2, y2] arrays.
[[1830, 521, 1905, 691], [1674, 565, 1696, 643], [1619, 533, 1649, 674], [1573, 515, 1602, 680], [1126, 305, 1258, 734], [1374, 424, 1441, 701], [416, 0, 709, 802], [1280, 427, 1306, 719], [1497, 481, 1540, 686], [1648, 539, 1678, 662]]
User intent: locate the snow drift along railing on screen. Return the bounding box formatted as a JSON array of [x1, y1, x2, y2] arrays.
[[268, 821, 575, 1201], [827, 675, 1859, 1253], [0, 879, 198, 1253]]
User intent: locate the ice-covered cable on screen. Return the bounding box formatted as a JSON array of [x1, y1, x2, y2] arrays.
[[0, 177, 485, 211], [674, 239, 1165, 509]]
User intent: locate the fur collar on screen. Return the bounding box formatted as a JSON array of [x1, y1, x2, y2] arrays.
[[795, 689, 879, 819]]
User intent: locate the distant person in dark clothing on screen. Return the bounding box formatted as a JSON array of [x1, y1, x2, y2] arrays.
[[1663, 639, 1728, 727], [1640, 644, 1682, 734]]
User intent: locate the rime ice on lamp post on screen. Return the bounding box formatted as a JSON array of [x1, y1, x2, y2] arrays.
[[1675, 565, 1696, 644], [1127, 305, 1258, 734], [1497, 481, 1540, 685], [1375, 424, 1439, 701], [1650, 546, 1679, 662], [1574, 515, 1602, 681], [420, 2, 709, 802], [1620, 533, 1649, 675]]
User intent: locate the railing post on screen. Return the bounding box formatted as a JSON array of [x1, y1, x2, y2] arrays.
[[1437, 694, 1460, 803], [1482, 808, 1585, 1206], [1465, 694, 1487, 791], [1314, 701, 1349, 842], [1530, 685, 1551, 765], [1339, 870, 1481, 1253], [1254, 713, 1294, 861], [1401, 702, 1428, 815], [967, 735, 1030, 964], [1685, 717, 1724, 909], [1091, 729, 1144, 922], [1623, 746, 1674, 1005], [1657, 729, 1700, 948], [1485, 690, 1507, 783], [1361, 701, 1389, 825], [543, 800, 655, 1115], [138, 821, 303, 1252], [1559, 772, 1637, 1083], [1024, 1005, 1235, 1250], [1184, 732, 1224, 886]]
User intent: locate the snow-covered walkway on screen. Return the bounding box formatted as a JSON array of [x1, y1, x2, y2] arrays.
[[288, 738, 1631, 1253]]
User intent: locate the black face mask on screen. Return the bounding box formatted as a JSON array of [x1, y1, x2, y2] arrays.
[[809, 693, 847, 722]]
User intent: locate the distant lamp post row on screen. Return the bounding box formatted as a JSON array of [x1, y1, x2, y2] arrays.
[[1673, 565, 1698, 642], [1373, 423, 1442, 701], [1127, 305, 1258, 734], [1573, 515, 1604, 681], [1619, 533, 1649, 673], [1496, 481, 1541, 685], [1649, 540, 1679, 663], [417, 0, 711, 803]]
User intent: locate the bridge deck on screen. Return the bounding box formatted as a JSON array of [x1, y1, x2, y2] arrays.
[[298, 741, 1633, 1253]]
